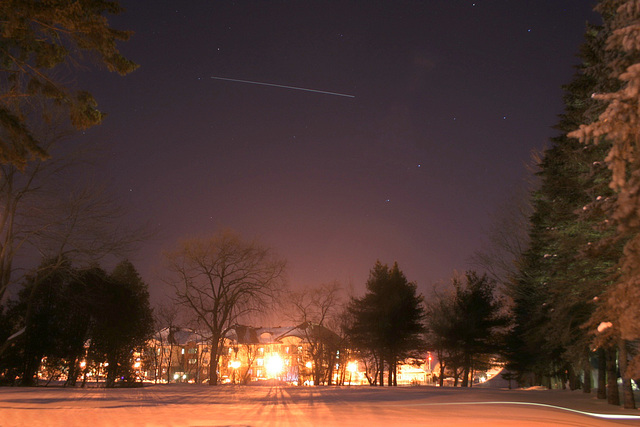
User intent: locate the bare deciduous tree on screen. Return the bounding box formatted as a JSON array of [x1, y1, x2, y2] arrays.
[[146, 302, 182, 383], [282, 282, 344, 385], [470, 184, 532, 289], [164, 230, 286, 386]]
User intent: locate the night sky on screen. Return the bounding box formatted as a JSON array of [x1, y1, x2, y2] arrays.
[[74, 1, 599, 302]]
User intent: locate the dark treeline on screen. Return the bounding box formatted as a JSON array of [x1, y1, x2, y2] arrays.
[[425, 272, 509, 388], [0, 259, 153, 387], [0, 1, 151, 388], [483, 0, 640, 410]]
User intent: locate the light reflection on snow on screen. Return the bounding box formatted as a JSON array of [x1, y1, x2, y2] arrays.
[[1, 385, 638, 426]]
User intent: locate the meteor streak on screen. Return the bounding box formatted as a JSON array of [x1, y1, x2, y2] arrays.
[[210, 76, 355, 98]]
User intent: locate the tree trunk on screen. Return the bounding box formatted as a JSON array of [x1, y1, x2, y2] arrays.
[[453, 366, 459, 387], [439, 361, 445, 387], [81, 369, 88, 388], [209, 340, 219, 386], [66, 359, 78, 387], [327, 356, 335, 386], [166, 343, 174, 383], [583, 356, 591, 394], [543, 375, 551, 389], [378, 354, 384, 387], [106, 356, 117, 388], [393, 362, 397, 386], [606, 347, 619, 406], [21, 353, 40, 386], [597, 348, 606, 399], [462, 354, 471, 387], [568, 364, 578, 391], [619, 340, 636, 410]]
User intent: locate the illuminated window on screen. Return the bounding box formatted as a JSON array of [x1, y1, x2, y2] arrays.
[[188, 359, 197, 364], [257, 358, 263, 366]]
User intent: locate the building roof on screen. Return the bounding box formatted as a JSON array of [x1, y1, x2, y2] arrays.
[[152, 323, 341, 346]]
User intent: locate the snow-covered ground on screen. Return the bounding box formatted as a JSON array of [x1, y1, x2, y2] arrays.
[[1, 384, 639, 426]]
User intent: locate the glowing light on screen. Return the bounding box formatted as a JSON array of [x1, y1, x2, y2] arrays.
[[229, 360, 241, 369], [133, 362, 141, 369], [265, 354, 284, 377], [347, 362, 358, 373], [305, 361, 313, 369], [80, 361, 86, 368]]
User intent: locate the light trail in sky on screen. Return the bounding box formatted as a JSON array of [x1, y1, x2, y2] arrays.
[[210, 76, 355, 98]]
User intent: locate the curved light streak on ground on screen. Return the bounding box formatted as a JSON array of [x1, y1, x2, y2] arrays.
[[210, 76, 355, 98], [394, 400, 640, 420]]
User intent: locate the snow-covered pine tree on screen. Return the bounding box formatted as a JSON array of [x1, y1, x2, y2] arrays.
[[569, 0, 640, 409]]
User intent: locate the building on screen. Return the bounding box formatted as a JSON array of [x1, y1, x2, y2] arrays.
[[143, 323, 346, 385]]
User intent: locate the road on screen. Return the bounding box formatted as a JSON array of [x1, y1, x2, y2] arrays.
[[1, 384, 639, 426]]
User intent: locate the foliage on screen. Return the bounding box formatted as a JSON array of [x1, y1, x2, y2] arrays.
[[347, 261, 426, 386], [0, 259, 153, 387], [88, 261, 154, 387], [425, 272, 509, 387], [505, 0, 625, 393], [0, 0, 137, 168], [568, 0, 640, 408]]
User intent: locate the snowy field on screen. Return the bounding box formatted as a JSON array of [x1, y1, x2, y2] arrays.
[[1, 384, 640, 427]]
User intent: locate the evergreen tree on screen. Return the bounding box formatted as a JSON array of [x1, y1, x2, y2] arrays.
[[10, 258, 93, 386], [506, 1, 623, 395], [16, 259, 78, 386], [89, 261, 154, 387], [569, 0, 640, 409], [453, 272, 509, 387], [0, 0, 138, 168], [347, 261, 426, 386], [425, 272, 508, 387]]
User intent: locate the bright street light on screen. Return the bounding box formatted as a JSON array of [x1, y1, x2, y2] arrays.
[[265, 354, 284, 378]]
